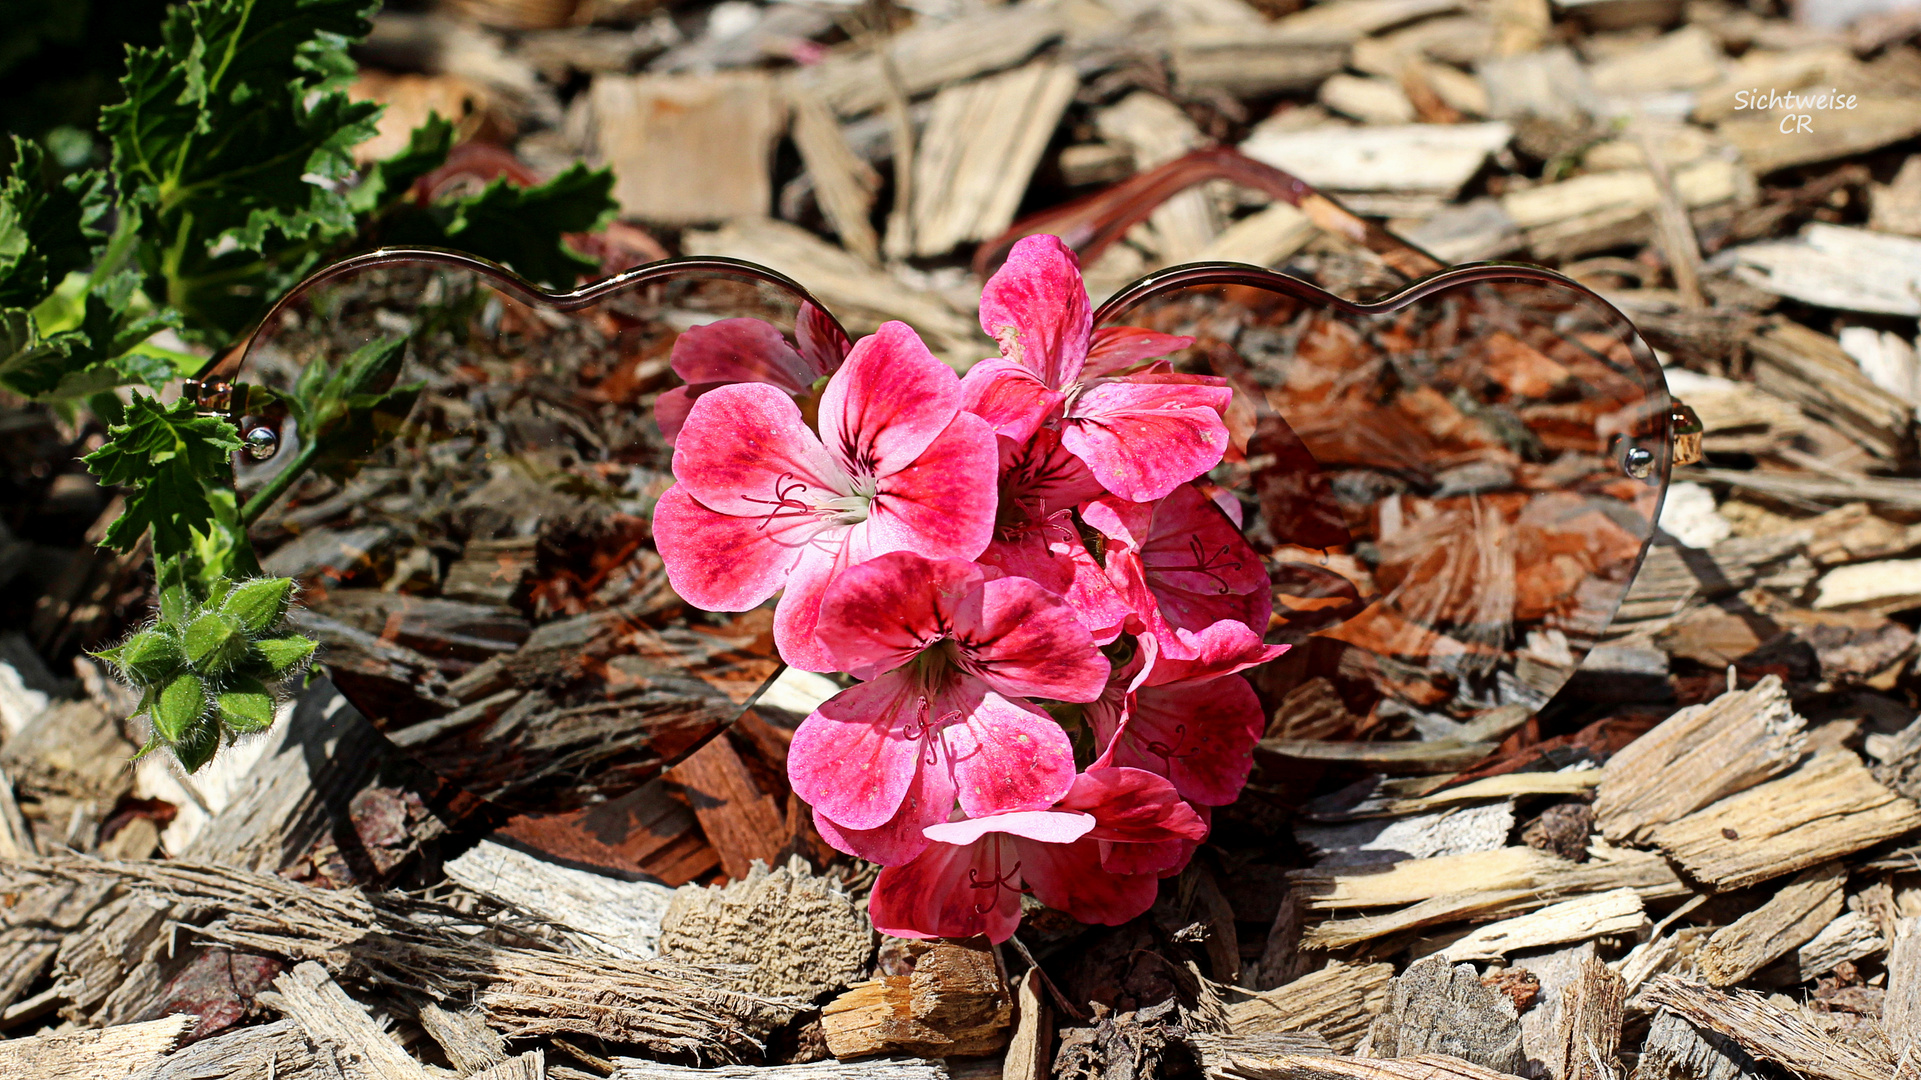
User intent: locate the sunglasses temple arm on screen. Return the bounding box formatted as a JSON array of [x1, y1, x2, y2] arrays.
[[973, 146, 1450, 282]]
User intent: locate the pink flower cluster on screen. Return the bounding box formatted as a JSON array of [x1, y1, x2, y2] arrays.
[[654, 236, 1284, 942]]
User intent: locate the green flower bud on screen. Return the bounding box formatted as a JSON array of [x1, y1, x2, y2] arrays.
[[158, 584, 193, 625], [172, 715, 220, 773], [153, 672, 206, 745], [219, 577, 295, 635], [114, 629, 183, 686], [216, 678, 277, 734], [250, 635, 318, 675], [182, 612, 245, 674]]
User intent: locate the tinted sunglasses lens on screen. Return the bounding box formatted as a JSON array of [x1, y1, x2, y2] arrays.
[[1098, 273, 1670, 736], [231, 259, 835, 812]]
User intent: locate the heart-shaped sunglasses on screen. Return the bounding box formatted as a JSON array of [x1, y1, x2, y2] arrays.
[[184, 150, 1700, 818]]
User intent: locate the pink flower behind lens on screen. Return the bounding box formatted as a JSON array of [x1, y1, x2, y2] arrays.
[[1082, 483, 1272, 659], [655, 304, 853, 446], [1089, 621, 1286, 805], [960, 235, 1229, 502], [653, 322, 997, 671], [867, 767, 1208, 942], [788, 553, 1108, 864]]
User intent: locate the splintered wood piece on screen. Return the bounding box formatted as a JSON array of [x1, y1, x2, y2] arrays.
[[785, 80, 879, 264], [1757, 910, 1887, 986], [468, 1051, 544, 1080], [1306, 890, 1541, 950], [821, 938, 1011, 1060], [1228, 961, 1395, 1053], [416, 1000, 508, 1076], [1630, 1009, 1767, 1080], [264, 961, 435, 1080], [664, 732, 786, 882], [1239, 122, 1514, 197], [1093, 93, 1217, 264], [445, 839, 676, 961], [1293, 846, 1687, 912], [1595, 675, 1807, 845], [908, 62, 1077, 257], [1379, 770, 1600, 817], [1641, 975, 1894, 1080], [1549, 957, 1625, 1080], [588, 72, 783, 225], [1003, 967, 1048, 1080], [657, 856, 871, 1000], [1367, 955, 1527, 1074], [1733, 224, 1921, 319], [1888, 918, 1921, 1063], [1193, 1030, 1337, 1076], [1721, 97, 1921, 176], [1217, 1057, 1527, 1079], [794, 3, 1063, 117], [0, 1015, 192, 1077], [11, 856, 792, 1063], [1437, 888, 1646, 962], [1697, 862, 1846, 986], [610, 1059, 948, 1079], [1748, 320, 1914, 463], [681, 217, 978, 349], [1649, 750, 1921, 891], [1193, 202, 1317, 269]]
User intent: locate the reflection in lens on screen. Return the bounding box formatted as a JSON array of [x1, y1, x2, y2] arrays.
[[231, 259, 831, 813], [1099, 272, 1669, 742]]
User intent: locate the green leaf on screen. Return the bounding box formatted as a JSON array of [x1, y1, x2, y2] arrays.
[[182, 610, 243, 673], [347, 113, 455, 216], [82, 394, 243, 558], [100, 0, 383, 339], [172, 714, 220, 772], [215, 677, 277, 733], [112, 628, 184, 686], [220, 577, 294, 634], [0, 137, 101, 310], [153, 671, 206, 743], [386, 163, 616, 291], [250, 634, 317, 675]]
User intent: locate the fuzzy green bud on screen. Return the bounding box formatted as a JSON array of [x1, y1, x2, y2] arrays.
[[172, 715, 220, 773], [182, 612, 245, 674], [250, 635, 318, 676], [114, 629, 183, 686], [216, 678, 277, 734], [219, 577, 295, 635], [158, 584, 193, 625], [153, 672, 206, 745]]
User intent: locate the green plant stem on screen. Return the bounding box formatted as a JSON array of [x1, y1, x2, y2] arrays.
[[238, 437, 319, 527]]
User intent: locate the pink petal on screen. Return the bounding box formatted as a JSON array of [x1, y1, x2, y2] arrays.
[[1141, 619, 1288, 687], [999, 430, 1104, 512], [1059, 767, 1209, 843], [669, 317, 815, 392], [869, 834, 1025, 942], [815, 552, 986, 679], [1062, 376, 1233, 502], [811, 750, 959, 865], [796, 301, 852, 376], [958, 359, 1064, 443], [671, 382, 849, 518], [1098, 836, 1194, 877], [817, 321, 963, 478], [787, 670, 934, 830], [977, 534, 1130, 646], [1105, 679, 1266, 805], [861, 412, 1000, 561], [770, 530, 853, 672], [1013, 833, 1159, 927], [654, 385, 699, 447], [939, 680, 1077, 817], [978, 234, 1091, 390], [924, 809, 1095, 846], [952, 576, 1109, 702], [653, 484, 823, 612], [1084, 326, 1195, 378]]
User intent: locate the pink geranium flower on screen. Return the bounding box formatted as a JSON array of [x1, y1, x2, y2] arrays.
[[789, 553, 1109, 864], [976, 430, 1131, 644], [867, 767, 1209, 943], [1089, 621, 1286, 805], [653, 322, 997, 671], [655, 303, 853, 445], [961, 235, 1232, 502], [1082, 483, 1272, 659]]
